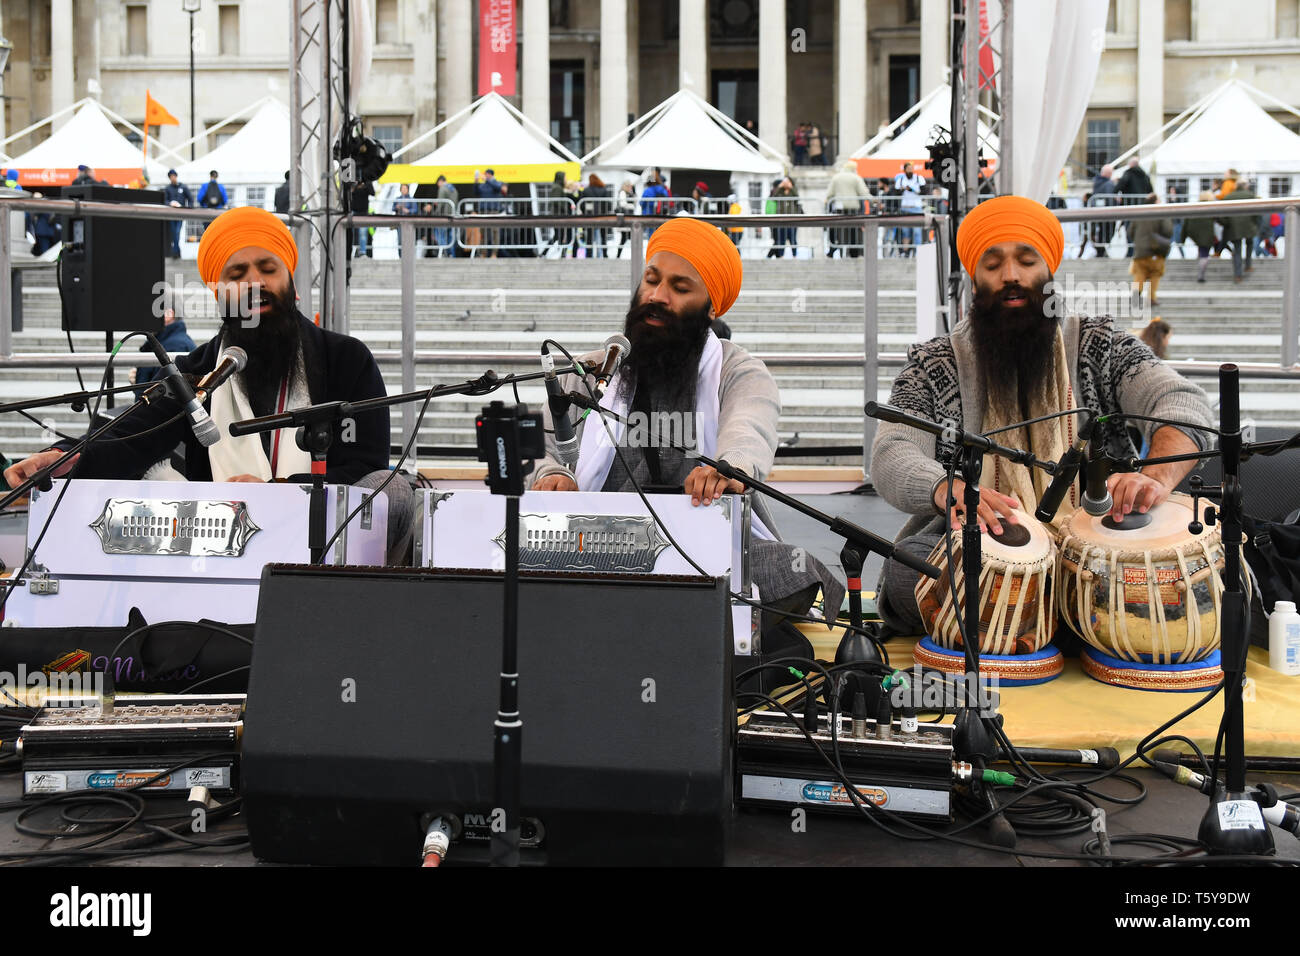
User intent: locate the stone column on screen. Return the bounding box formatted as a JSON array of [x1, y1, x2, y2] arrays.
[[522, 0, 550, 136], [439, 0, 473, 140], [601, 0, 629, 146], [51, 0, 75, 130], [626, 0, 640, 124], [758, 0, 786, 154], [920, 0, 947, 95], [679, 0, 708, 94], [411, 0, 439, 134], [1136, 0, 1164, 149], [836, 0, 867, 161]]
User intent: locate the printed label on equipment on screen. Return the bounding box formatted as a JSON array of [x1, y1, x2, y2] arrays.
[[1217, 800, 1266, 831], [25, 772, 67, 794], [1121, 566, 1181, 606], [184, 768, 225, 787], [1080, 749, 1099, 764], [24, 767, 231, 794], [740, 774, 950, 816]]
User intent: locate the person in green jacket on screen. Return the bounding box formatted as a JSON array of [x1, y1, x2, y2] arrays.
[[1217, 180, 1260, 283], [1182, 191, 1219, 283]]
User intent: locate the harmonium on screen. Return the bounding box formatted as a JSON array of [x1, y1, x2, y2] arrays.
[[414, 489, 759, 655], [3, 479, 388, 629]]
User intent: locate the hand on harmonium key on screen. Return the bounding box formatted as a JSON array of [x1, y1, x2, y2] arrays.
[[533, 473, 579, 492], [227, 474, 267, 483], [685, 464, 745, 507]]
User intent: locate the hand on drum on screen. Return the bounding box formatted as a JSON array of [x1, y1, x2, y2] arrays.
[[1106, 470, 1169, 521], [934, 479, 1021, 534]]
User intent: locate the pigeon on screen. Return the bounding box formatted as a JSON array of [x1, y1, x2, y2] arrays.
[[523, 319, 537, 333], [779, 432, 800, 449], [457, 309, 471, 322]]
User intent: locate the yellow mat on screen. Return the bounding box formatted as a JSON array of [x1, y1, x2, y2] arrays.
[[798, 624, 1300, 759]]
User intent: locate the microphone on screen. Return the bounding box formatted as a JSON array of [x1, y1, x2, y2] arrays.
[[194, 346, 248, 403], [592, 334, 631, 400], [1034, 413, 1098, 523], [1082, 450, 1113, 517], [541, 344, 580, 468], [146, 332, 220, 448]]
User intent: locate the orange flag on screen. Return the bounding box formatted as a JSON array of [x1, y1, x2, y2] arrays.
[[145, 91, 180, 127]]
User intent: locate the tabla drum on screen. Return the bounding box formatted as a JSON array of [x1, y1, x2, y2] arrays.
[[913, 509, 1063, 686], [1056, 492, 1233, 692]]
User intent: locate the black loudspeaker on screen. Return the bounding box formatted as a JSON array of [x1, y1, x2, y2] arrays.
[[59, 185, 166, 333], [242, 566, 734, 866]]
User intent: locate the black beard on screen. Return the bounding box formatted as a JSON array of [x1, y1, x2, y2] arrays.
[[969, 277, 1059, 412], [220, 281, 302, 417], [619, 294, 713, 408]]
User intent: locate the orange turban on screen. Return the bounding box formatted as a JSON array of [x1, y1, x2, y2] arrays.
[[644, 217, 743, 317], [955, 195, 1064, 277], [197, 206, 299, 287]]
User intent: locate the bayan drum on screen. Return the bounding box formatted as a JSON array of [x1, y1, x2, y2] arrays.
[[1056, 492, 1232, 691], [913, 509, 1063, 686]]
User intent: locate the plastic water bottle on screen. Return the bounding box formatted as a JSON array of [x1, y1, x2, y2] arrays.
[[1269, 601, 1300, 675]]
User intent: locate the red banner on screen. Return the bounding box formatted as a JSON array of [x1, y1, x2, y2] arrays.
[[477, 0, 517, 96]]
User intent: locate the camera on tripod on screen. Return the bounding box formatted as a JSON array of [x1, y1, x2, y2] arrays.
[[475, 401, 547, 496]]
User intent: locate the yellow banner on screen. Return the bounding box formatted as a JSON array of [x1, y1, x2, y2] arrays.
[[378, 161, 581, 186]]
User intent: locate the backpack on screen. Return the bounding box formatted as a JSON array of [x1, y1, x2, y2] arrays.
[[1244, 512, 1300, 647]]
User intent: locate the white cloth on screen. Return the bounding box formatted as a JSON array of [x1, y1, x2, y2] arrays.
[[208, 366, 312, 482], [574, 331, 775, 541]]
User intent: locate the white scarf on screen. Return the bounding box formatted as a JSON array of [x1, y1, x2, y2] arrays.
[[574, 331, 774, 540], [208, 363, 312, 482]]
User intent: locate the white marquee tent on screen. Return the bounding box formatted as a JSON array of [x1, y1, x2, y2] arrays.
[[852, 85, 999, 179], [1139, 80, 1300, 196], [4, 99, 170, 188], [176, 98, 291, 197], [583, 90, 786, 187]]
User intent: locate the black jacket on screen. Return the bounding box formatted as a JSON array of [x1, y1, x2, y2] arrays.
[[63, 313, 389, 484], [274, 179, 292, 214], [163, 182, 194, 207], [1116, 165, 1154, 197]]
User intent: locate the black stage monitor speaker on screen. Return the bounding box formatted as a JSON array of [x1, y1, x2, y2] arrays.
[[59, 185, 166, 333], [242, 566, 734, 866]]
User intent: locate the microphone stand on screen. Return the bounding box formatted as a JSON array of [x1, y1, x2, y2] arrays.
[[227, 364, 590, 565], [0, 381, 159, 417], [0, 381, 170, 513], [1068, 370, 1281, 854], [863, 401, 1065, 847]]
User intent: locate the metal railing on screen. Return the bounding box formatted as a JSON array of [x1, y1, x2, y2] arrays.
[[2, 195, 1297, 477]]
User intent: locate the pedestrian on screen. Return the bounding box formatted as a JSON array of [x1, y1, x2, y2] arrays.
[[792, 122, 810, 166], [1166, 183, 1185, 256], [1215, 168, 1238, 200], [435, 174, 458, 256], [71, 165, 108, 187], [198, 170, 228, 211], [393, 182, 417, 257], [348, 179, 374, 259], [475, 169, 505, 257], [1129, 193, 1173, 307], [581, 173, 612, 257], [893, 162, 926, 256], [1218, 178, 1260, 283], [161, 169, 194, 259], [1088, 164, 1118, 256], [1138, 318, 1173, 360], [808, 123, 824, 166], [691, 180, 713, 215], [825, 161, 870, 257], [765, 177, 801, 258], [133, 287, 197, 393], [1184, 191, 1218, 282], [1116, 157, 1152, 257], [274, 171, 291, 214], [727, 194, 745, 248], [640, 171, 670, 238], [614, 180, 637, 257]]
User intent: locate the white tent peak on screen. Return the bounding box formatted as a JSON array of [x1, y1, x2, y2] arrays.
[[177, 97, 291, 184], [1140, 79, 1300, 177], [582, 89, 786, 175], [397, 92, 580, 167], [6, 99, 156, 172], [852, 85, 999, 160]]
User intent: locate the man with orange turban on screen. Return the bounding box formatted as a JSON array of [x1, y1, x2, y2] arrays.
[[4, 206, 415, 564], [530, 216, 844, 638], [869, 195, 1213, 637]]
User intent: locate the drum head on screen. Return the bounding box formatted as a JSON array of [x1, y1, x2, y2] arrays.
[[1063, 493, 1211, 552], [981, 509, 1053, 565]]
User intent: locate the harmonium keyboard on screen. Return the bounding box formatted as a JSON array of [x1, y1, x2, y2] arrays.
[[413, 489, 759, 655], [3, 479, 388, 629]]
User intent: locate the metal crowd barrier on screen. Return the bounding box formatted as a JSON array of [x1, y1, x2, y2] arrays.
[[2, 195, 1297, 478]]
